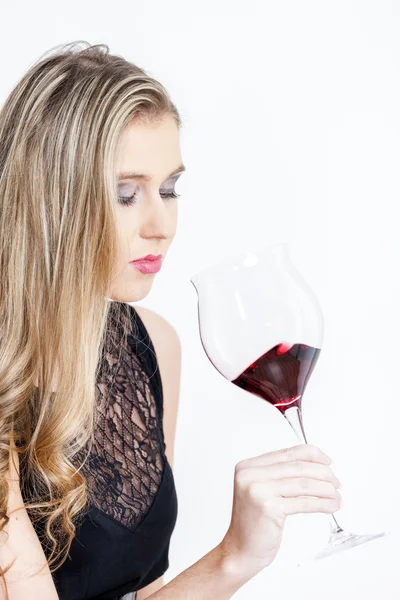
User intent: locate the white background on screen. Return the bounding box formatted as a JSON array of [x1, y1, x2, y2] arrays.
[[1, 1, 399, 598]]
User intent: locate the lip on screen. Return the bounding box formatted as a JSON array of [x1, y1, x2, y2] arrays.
[[130, 254, 163, 274], [133, 254, 162, 262]]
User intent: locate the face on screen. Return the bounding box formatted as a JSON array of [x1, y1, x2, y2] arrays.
[[108, 114, 184, 303]]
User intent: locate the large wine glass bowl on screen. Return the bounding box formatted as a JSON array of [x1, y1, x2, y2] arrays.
[[190, 242, 386, 562]]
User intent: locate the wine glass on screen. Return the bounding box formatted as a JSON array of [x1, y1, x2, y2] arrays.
[[190, 242, 387, 562]]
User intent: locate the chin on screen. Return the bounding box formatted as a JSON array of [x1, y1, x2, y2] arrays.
[[108, 279, 154, 303]]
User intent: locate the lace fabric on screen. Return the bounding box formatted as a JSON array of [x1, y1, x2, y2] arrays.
[[73, 303, 166, 531]]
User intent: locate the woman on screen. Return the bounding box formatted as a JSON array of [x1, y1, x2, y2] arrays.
[[0, 41, 341, 600]]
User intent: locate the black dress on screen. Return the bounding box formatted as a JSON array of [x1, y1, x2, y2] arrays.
[[25, 303, 178, 600]]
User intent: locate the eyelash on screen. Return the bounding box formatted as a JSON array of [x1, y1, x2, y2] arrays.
[[118, 190, 181, 207]]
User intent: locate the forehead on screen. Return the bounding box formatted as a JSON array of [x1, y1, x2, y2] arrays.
[[116, 115, 182, 180]]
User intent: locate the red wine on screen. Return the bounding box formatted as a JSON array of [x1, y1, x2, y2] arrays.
[[232, 343, 321, 414]]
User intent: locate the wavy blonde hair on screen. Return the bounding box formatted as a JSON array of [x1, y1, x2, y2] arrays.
[[0, 40, 182, 581]]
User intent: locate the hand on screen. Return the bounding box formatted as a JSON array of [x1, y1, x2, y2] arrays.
[[219, 443, 341, 574]]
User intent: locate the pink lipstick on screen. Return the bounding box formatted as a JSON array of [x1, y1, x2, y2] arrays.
[[130, 254, 163, 274]]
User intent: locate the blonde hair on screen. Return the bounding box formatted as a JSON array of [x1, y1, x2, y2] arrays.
[[0, 40, 182, 580]]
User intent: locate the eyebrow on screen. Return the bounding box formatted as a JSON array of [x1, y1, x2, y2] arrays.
[[117, 163, 186, 181]]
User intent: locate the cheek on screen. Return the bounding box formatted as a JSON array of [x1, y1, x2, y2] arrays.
[[115, 216, 138, 253], [170, 201, 179, 227], [116, 234, 131, 263]]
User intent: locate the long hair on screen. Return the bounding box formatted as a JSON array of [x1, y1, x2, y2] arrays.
[[0, 40, 182, 580]]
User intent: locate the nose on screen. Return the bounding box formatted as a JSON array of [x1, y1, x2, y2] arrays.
[[139, 196, 176, 241]]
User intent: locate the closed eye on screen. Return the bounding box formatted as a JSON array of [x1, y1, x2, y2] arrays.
[[118, 190, 181, 207]]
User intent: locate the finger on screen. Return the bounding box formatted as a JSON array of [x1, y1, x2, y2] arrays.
[[272, 477, 341, 500], [282, 495, 341, 516], [244, 461, 341, 488], [240, 444, 332, 469]]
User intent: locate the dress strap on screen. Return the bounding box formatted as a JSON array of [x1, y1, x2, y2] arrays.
[[127, 304, 166, 451]]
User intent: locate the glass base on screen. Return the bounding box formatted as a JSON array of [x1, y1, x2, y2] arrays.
[[297, 528, 389, 567], [315, 528, 388, 560]]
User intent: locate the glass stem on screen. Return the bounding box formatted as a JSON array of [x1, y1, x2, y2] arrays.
[[284, 405, 343, 535]]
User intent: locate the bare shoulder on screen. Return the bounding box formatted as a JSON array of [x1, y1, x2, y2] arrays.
[[134, 305, 181, 356], [134, 305, 181, 467]]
